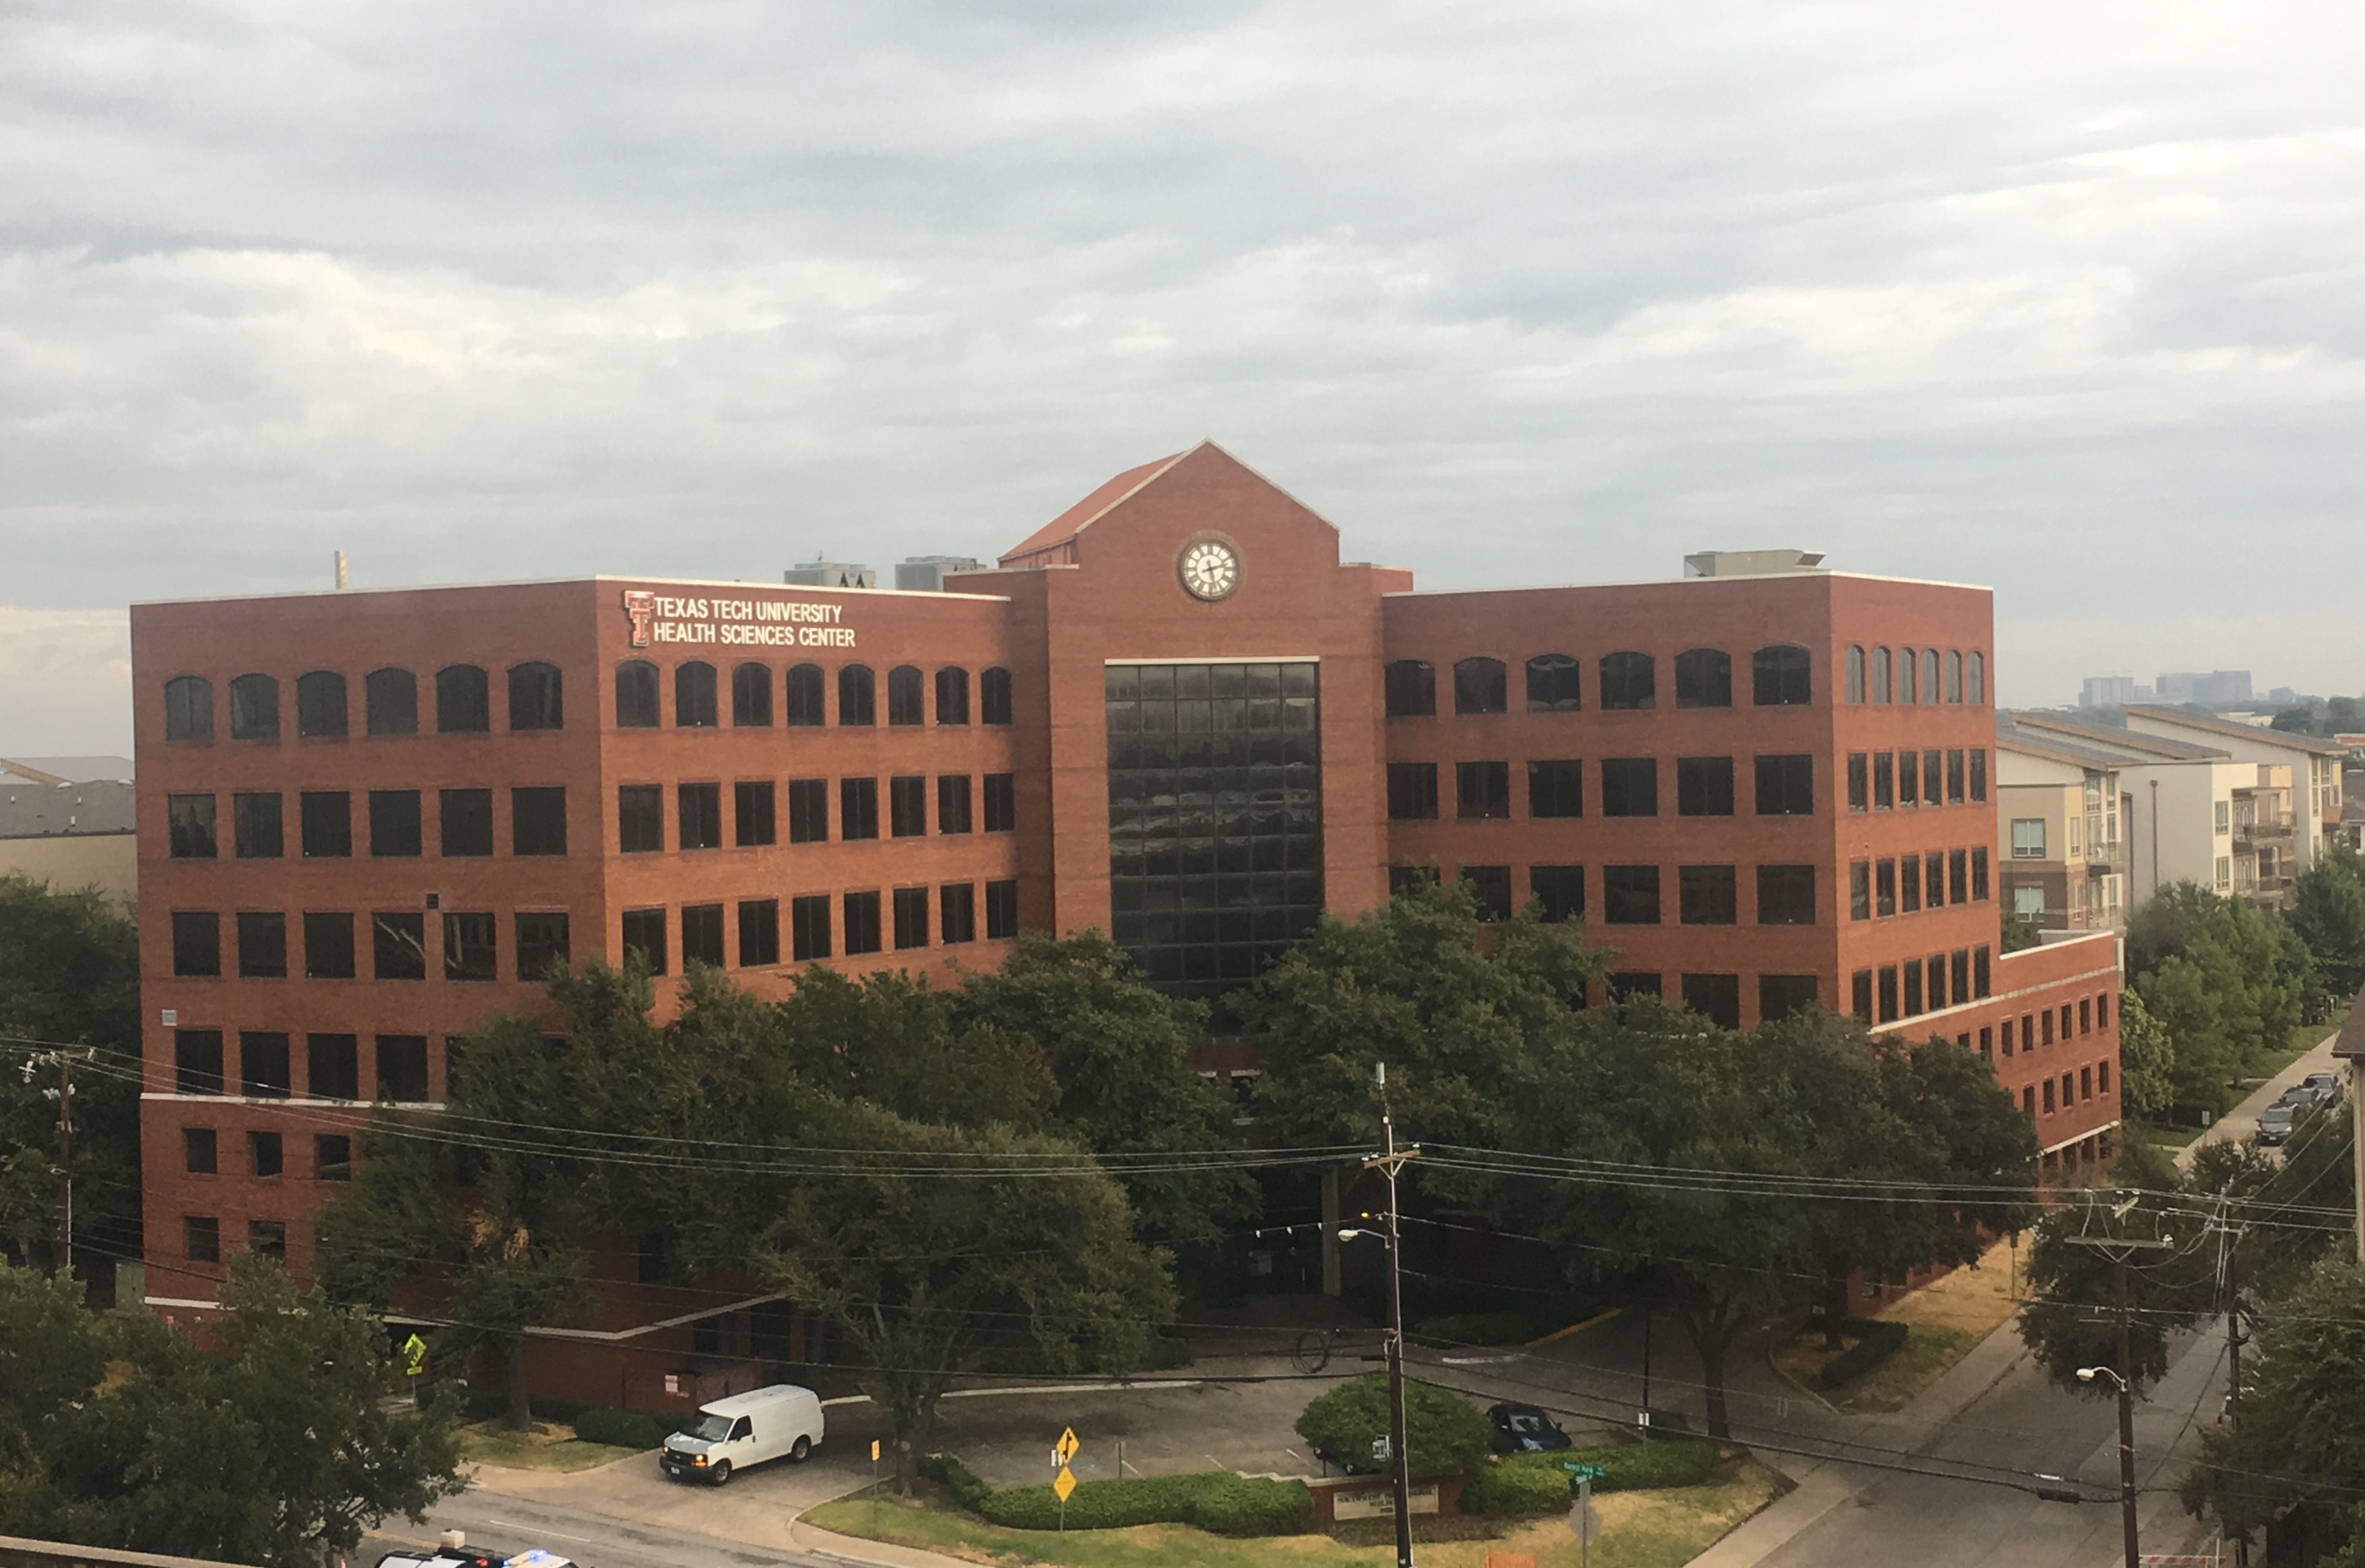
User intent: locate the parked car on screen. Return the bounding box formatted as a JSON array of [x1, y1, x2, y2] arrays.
[[378, 1536, 576, 1568], [2302, 1073, 2343, 1105], [1489, 1401, 1574, 1453], [659, 1384, 824, 1485], [2255, 1105, 2297, 1147]]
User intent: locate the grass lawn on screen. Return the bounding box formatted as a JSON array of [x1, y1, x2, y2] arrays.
[[805, 1454, 1784, 1568], [456, 1419, 643, 1473], [2238, 1015, 2346, 1089]]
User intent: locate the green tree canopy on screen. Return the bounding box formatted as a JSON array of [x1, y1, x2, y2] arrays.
[[2017, 1140, 2215, 1396], [2291, 842, 2365, 998], [1295, 1374, 1491, 1476], [2126, 883, 2309, 1113]]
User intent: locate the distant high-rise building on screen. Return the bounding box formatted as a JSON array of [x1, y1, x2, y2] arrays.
[[2080, 675, 2151, 708], [2156, 671, 2253, 705]]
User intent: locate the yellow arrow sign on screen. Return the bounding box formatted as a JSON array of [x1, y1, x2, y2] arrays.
[[1055, 1426, 1080, 1465], [1052, 1465, 1077, 1503], [401, 1334, 428, 1376]]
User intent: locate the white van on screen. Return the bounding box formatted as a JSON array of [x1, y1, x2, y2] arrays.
[[658, 1384, 825, 1485]]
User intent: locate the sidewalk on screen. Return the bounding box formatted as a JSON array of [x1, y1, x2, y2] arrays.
[[2177, 1029, 2342, 1170]]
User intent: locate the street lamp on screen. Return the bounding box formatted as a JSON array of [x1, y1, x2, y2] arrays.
[[2077, 1366, 2139, 1568]]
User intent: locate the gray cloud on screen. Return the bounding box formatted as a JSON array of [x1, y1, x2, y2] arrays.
[[5, 0, 2365, 745]]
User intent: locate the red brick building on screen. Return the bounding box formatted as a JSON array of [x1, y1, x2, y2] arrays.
[[132, 441, 2120, 1396]]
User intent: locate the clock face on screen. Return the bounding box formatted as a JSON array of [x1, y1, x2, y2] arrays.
[[1178, 539, 1240, 601]]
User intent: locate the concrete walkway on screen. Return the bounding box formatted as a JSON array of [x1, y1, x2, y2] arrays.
[[2176, 1027, 2342, 1169]]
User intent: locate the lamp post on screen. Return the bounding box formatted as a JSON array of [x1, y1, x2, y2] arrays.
[[2077, 1364, 2137, 1568], [1350, 1064, 1422, 1568]]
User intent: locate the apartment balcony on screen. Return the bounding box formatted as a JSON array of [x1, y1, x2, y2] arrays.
[[2235, 815, 2295, 850]]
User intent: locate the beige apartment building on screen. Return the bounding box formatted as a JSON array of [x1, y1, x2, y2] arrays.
[[1992, 724, 2127, 932], [2119, 706, 2345, 870]]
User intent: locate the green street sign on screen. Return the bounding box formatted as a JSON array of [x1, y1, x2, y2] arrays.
[[1562, 1461, 1606, 1479]]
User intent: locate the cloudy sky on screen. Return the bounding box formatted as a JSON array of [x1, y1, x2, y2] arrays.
[[6, 1, 2364, 753]]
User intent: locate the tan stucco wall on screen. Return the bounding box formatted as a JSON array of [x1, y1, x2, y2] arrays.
[[0, 833, 135, 904]]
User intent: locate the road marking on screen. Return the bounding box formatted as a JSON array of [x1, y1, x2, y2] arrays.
[[491, 1522, 595, 1544], [1525, 1308, 1622, 1348], [821, 1380, 1207, 1408]]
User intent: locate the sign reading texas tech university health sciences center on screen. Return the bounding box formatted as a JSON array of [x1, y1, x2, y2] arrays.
[[622, 588, 857, 648]]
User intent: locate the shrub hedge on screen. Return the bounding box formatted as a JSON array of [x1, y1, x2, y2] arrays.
[[1818, 1317, 1911, 1389], [1582, 1438, 1716, 1492], [573, 1407, 693, 1449], [1462, 1440, 1718, 1514], [1295, 1375, 1492, 1476], [976, 1471, 1312, 1535], [1461, 1454, 1572, 1514], [918, 1453, 992, 1511]]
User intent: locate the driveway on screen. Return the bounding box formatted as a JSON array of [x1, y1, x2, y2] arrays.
[[2178, 1028, 2343, 1168]]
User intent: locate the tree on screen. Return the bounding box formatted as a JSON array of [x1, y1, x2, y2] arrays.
[[1295, 1374, 1491, 1475], [2271, 708, 2320, 735], [2001, 911, 2045, 953], [0, 1255, 462, 1568], [2016, 1140, 2212, 1396], [2115, 990, 2177, 1117], [2291, 842, 2365, 999], [2126, 883, 2308, 1114]]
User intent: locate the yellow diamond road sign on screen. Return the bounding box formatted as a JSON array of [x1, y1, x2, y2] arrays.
[[401, 1334, 428, 1376], [1053, 1465, 1077, 1503], [1055, 1427, 1080, 1464]]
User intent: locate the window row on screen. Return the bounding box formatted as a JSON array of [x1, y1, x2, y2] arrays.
[[163, 665, 562, 742], [165, 787, 569, 861], [181, 1126, 352, 1184], [171, 910, 572, 983], [1844, 748, 1988, 810], [1841, 646, 1987, 706], [1385, 647, 1814, 717], [618, 774, 1015, 851], [1847, 944, 1998, 1024], [183, 1216, 288, 1264], [1389, 860, 1821, 927], [2017, 1061, 2112, 1119], [1605, 972, 1821, 1029], [1387, 755, 1815, 821], [616, 661, 1013, 729], [171, 1029, 433, 1103], [618, 881, 1020, 969], [1846, 849, 1992, 919]]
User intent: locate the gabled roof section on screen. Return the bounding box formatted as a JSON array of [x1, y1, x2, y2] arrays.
[[999, 447, 1194, 568], [1994, 717, 2147, 772], [2121, 704, 2351, 758], [2008, 712, 2230, 763]]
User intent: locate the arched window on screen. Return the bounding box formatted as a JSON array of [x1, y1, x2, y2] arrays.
[[785, 664, 826, 726], [731, 662, 773, 727], [294, 671, 348, 738], [980, 666, 1014, 726], [1967, 652, 1986, 705], [1897, 648, 1918, 704], [1944, 650, 1963, 703], [1599, 652, 1656, 710], [839, 664, 876, 726], [1384, 660, 1435, 717], [365, 668, 417, 735], [936, 666, 970, 725], [674, 662, 717, 727], [1453, 657, 1507, 715], [435, 666, 490, 733], [1525, 654, 1581, 712], [615, 662, 660, 728], [508, 662, 563, 731], [1845, 647, 1865, 705], [1920, 649, 1941, 705], [1673, 649, 1732, 708], [229, 673, 281, 740], [163, 675, 214, 742], [1870, 648, 1893, 704], [888, 665, 925, 726], [1752, 645, 1812, 706]]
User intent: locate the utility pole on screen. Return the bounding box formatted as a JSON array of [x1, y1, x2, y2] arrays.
[[1363, 1063, 1422, 1568], [21, 1047, 86, 1276], [2066, 1232, 2175, 1568]]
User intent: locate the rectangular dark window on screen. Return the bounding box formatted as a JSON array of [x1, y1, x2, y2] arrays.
[[936, 666, 970, 725], [516, 912, 570, 980], [1872, 752, 1894, 809], [1903, 962, 1924, 1015], [1847, 753, 1868, 812], [248, 1220, 288, 1260], [888, 668, 925, 726], [1675, 756, 1733, 816], [1456, 761, 1512, 820], [236, 911, 286, 978], [1926, 851, 1946, 910], [676, 663, 719, 727], [1757, 865, 1816, 925], [1876, 859, 1897, 917], [299, 792, 351, 858], [174, 1029, 224, 1095], [512, 787, 567, 855], [1462, 864, 1513, 920], [440, 789, 493, 857], [376, 1036, 429, 1103], [1877, 964, 1899, 1023], [680, 903, 725, 967], [1386, 660, 1437, 717], [1609, 971, 1662, 1001], [737, 899, 779, 966], [843, 890, 883, 955], [622, 908, 667, 974], [1924, 750, 1944, 807], [890, 775, 928, 837], [1678, 865, 1738, 925], [893, 886, 930, 949], [172, 911, 221, 976], [366, 669, 417, 735], [1971, 846, 1991, 900], [1949, 849, 1969, 904], [1527, 760, 1583, 818], [1897, 750, 1918, 807], [368, 790, 421, 857], [1754, 754, 1814, 816], [315, 1134, 352, 1182], [1530, 865, 1584, 923], [941, 883, 978, 943], [786, 778, 829, 842], [790, 895, 832, 960], [1850, 860, 1871, 920], [1953, 948, 1973, 1005], [1601, 758, 1659, 817], [1900, 855, 1922, 913], [307, 1033, 358, 1101], [1851, 970, 1873, 1023], [1974, 944, 1992, 998], [372, 911, 426, 980], [1387, 763, 1440, 821], [239, 1032, 290, 1098], [186, 1216, 221, 1262], [980, 667, 1013, 725], [304, 912, 355, 978], [985, 879, 1020, 939], [1927, 955, 1947, 1010], [234, 792, 283, 858], [841, 777, 880, 840], [677, 783, 722, 850], [1681, 973, 1740, 1029], [1947, 749, 1967, 804], [616, 784, 664, 852], [442, 912, 496, 980], [168, 793, 218, 858], [248, 1130, 283, 1177], [730, 781, 775, 846], [937, 775, 973, 834], [1602, 865, 1661, 924], [184, 1127, 217, 1174], [1969, 747, 1988, 802], [1761, 974, 1819, 1022], [983, 772, 1016, 832]]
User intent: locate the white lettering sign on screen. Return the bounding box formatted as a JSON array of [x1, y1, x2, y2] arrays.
[[625, 589, 854, 649]]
